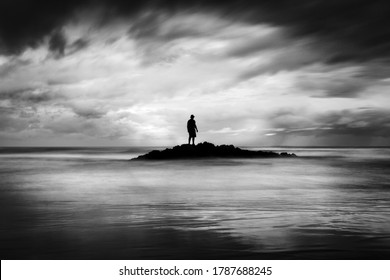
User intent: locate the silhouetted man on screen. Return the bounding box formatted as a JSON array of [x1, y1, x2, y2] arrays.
[[187, 114, 198, 145]]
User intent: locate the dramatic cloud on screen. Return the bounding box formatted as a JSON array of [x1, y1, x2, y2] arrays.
[[1, 1, 390, 146], [48, 30, 67, 58], [2, 1, 390, 60]]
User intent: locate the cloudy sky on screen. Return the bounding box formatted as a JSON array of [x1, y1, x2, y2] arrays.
[[1, 0, 390, 146]]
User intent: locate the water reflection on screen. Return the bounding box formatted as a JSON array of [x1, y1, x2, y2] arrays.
[[1, 148, 390, 259]]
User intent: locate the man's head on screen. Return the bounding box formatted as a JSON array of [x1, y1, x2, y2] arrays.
[[190, 114, 194, 119]]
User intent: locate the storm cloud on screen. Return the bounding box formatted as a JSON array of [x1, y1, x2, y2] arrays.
[[1, 0, 390, 146], [1, 0, 390, 61]]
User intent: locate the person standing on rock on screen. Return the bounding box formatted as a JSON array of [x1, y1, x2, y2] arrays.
[[187, 114, 198, 145]]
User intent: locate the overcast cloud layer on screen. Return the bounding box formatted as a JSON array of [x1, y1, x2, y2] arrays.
[[1, 0, 390, 146]]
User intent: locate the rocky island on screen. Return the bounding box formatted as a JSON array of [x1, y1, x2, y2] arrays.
[[132, 142, 296, 160]]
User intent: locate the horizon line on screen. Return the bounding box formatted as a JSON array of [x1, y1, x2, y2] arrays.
[[1, 144, 390, 149]]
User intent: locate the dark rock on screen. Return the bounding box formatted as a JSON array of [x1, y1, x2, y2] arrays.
[[132, 142, 297, 160]]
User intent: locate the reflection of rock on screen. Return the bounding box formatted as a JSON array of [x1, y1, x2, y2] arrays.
[[132, 142, 297, 160]]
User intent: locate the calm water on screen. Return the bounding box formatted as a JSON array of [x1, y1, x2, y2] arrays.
[[1, 147, 390, 259]]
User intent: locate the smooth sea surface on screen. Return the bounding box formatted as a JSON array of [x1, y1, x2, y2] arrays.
[[1, 146, 390, 259]]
